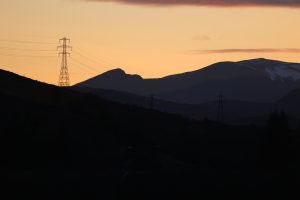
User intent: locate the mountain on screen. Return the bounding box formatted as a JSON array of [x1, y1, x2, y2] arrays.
[[1, 68, 300, 198], [0, 69, 210, 198], [0, 69, 82, 105], [76, 58, 300, 104]]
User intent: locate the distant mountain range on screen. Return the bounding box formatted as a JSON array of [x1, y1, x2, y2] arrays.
[[75, 58, 300, 124], [76, 58, 300, 104]]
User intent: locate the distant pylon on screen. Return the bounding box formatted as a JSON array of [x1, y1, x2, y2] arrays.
[[217, 92, 224, 123], [57, 37, 72, 87]]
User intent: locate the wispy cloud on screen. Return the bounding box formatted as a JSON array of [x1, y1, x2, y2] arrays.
[[192, 35, 211, 41], [188, 48, 300, 54], [85, 0, 300, 7]]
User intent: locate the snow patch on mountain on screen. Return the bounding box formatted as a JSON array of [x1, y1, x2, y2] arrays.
[[265, 65, 300, 81]]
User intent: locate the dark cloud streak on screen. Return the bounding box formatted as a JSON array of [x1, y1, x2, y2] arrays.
[[86, 0, 300, 7], [189, 48, 300, 54]]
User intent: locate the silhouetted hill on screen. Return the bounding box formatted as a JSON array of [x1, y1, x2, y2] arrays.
[[75, 86, 272, 124], [277, 88, 300, 116], [0, 69, 81, 105], [77, 58, 300, 104], [1, 69, 300, 199], [76, 85, 300, 125]]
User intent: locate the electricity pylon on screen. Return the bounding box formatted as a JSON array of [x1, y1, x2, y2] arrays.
[[57, 37, 72, 87]]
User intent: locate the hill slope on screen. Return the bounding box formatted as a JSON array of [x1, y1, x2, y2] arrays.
[[75, 86, 273, 124], [1, 69, 299, 198]]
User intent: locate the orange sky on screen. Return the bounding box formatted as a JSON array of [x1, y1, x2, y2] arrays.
[[0, 0, 300, 85]]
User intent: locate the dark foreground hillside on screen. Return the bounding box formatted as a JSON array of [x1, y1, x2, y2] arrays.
[[0, 69, 299, 199]]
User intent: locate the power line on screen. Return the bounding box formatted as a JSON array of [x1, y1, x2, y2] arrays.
[[0, 46, 56, 52], [0, 38, 106, 80], [0, 38, 57, 45], [16, 34, 58, 40], [70, 57, 100, 73], [73, 50, 109, 67], [73, 46, 117, 67], [70, 62, 96, 75], [0, 53, 56, 58]]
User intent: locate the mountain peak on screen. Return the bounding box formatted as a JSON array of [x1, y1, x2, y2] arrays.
[[102, 68, 126, 76], [75, 67, 143, 89], [237, 58, 283, 65], [238, 58, 279, 63], [100, 68, 142, 79]]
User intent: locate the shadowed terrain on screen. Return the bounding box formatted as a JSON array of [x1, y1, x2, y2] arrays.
[[0, 69, 299, 199]]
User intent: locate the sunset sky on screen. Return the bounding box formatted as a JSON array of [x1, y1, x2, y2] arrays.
[[1, 0, 300, 85]]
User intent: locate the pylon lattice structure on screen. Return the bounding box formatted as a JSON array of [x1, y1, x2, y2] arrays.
[[58, 37, 72, 87]]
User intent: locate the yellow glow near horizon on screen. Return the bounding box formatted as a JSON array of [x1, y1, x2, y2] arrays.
[[0, 0, 300, 85]]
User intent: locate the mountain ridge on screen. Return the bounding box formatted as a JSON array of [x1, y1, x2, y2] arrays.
[[76, 58, 300, 104]]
